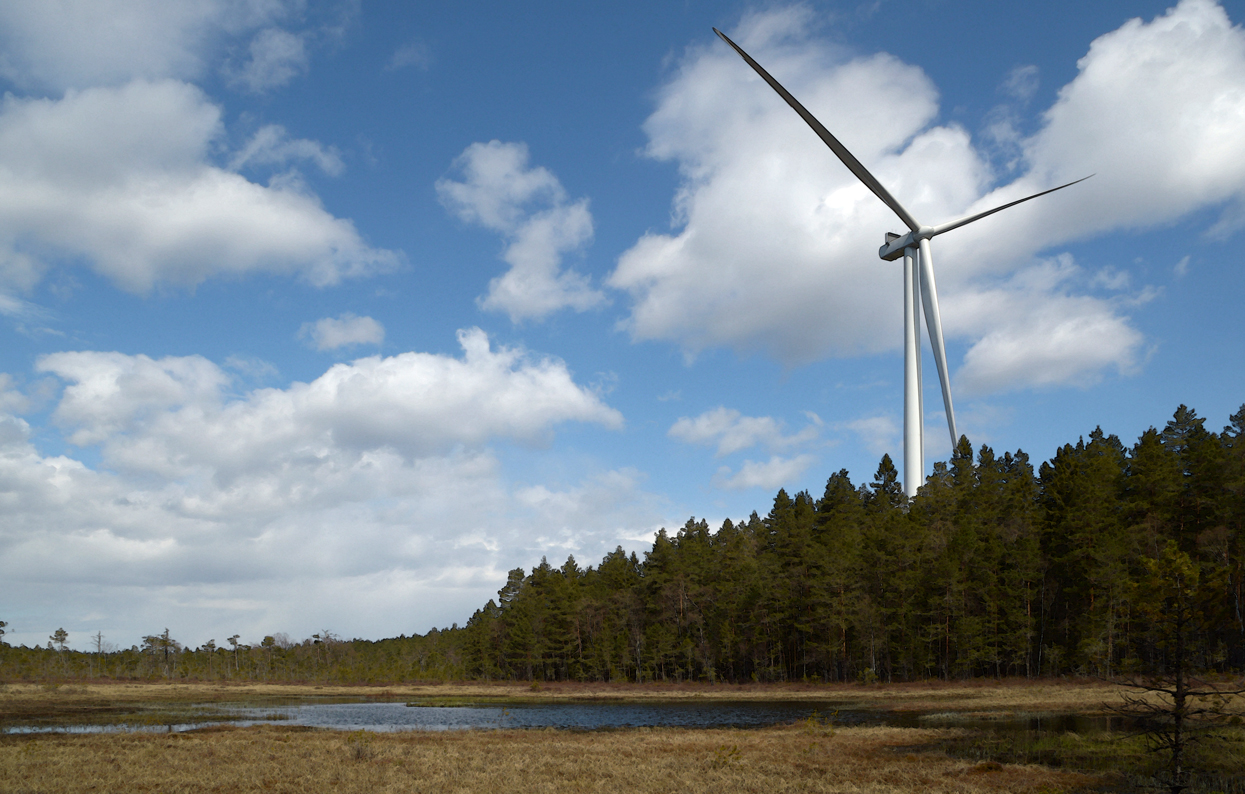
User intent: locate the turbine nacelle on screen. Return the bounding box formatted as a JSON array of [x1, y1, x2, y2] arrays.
[[880, 231, 914, 260], [879, 226, 936, 260]]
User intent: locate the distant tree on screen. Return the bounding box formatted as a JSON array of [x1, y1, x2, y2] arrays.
[[227, 635, 241, 672], [0, 620, 7, 648], [259, 635, 279, 680], [49, 628, 68, 653], [312, 630, 339, 667], [160, 628, 178, 665], [140, 629, 181, 676], [89, 631, 110, 678]]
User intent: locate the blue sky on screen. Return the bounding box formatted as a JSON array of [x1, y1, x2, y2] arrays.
[[2, 0, 1244, 650]]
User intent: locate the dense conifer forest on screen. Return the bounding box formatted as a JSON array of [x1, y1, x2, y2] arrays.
[[462, 404, 1245, 684], [3, 403, 1243, 685]]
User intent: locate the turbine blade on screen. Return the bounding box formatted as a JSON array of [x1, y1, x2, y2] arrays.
[[713, 27, 920, 233], [917, 238, 957, 447], [930, 175, 1094, 237]]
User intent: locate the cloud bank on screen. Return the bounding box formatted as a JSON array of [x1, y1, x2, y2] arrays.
[[0, 330, 649, 647], [670, 406, 821, 491], [0, 0, 393, 296]]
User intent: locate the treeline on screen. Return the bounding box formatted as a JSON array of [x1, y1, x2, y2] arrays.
[[0, 629, 465, 684], [460, 404, 1245, 684], [3, 403, 1242, 686]]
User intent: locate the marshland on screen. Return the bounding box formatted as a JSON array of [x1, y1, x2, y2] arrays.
[[3, 679, 1244, 793]]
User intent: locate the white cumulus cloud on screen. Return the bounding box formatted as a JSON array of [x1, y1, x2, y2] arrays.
[[437, 140, 604, 322], [229, 123, 344, 175], [38, 328, 623, 480], [300, 313, 385, 351], [949, 256, 1145, 394], [226, 27, 309, 93], [0, 80, 396, 293], [842, 414, 898, 457], [713, 454, 816, 491], [668, 406, 818, 457], [0, 3, 383, 299]]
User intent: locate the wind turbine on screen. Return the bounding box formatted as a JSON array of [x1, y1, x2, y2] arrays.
[[714, 28, 1090, 497]]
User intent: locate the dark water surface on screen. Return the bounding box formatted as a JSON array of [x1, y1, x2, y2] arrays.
[[231, 700, 843, 732]]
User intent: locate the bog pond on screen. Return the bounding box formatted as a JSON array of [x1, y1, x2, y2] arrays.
[[2, 697, 1127, 736]]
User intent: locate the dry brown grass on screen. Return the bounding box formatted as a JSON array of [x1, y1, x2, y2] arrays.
[[0, 722, 1109, 794]]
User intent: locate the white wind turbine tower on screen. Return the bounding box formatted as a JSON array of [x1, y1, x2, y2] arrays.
[[714, 28, 1089, 498]]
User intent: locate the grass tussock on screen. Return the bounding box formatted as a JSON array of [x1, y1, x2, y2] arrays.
[[0, 722, 1108, 794]]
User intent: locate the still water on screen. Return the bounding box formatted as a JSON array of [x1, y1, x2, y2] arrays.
[[228, 700, 833, 732]]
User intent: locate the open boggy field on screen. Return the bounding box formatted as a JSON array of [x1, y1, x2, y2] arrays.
[[3, 679, 1241, 792], [0, 722, 1109, 794], [0, 677, 1153, 725]]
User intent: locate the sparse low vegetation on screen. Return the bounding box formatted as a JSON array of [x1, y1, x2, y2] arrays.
[[0, 722, 1110, 794]]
